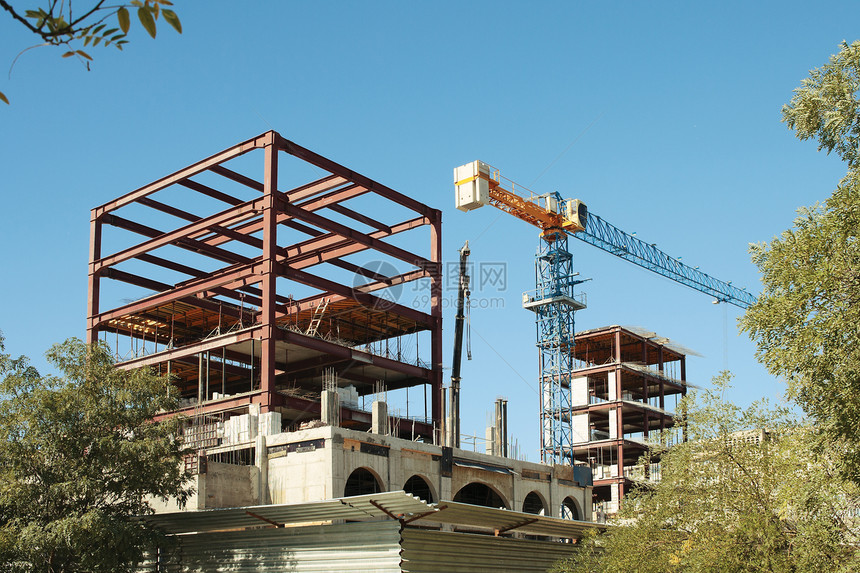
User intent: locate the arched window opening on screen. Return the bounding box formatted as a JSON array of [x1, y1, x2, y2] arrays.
[[560, 497, 580, 520], [344, 467, 382, 497], [453, 482, 507, 509], [522, 491, 547, 515], [403, 475, 434, 503]]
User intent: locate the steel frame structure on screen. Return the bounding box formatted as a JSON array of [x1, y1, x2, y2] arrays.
[[87, 131, 443, 440]]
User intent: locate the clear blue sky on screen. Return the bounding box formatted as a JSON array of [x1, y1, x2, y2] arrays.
[[1, 1, 855, 459]]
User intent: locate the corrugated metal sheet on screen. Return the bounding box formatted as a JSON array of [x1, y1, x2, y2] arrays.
[[146, 491, 431, 534], [400, 528, 578, 573], [140, 521, 402, 573], [412, 500, 604, 538]]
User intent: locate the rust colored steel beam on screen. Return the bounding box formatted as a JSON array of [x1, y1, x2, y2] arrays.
[[278, 263, 433, 328], [210, 164, 264, 192], [280, 328, 431, 380], [197, 183, 369, 250], [283, 215, 428, 268], [134, 253, 279, 309], [278, 268, 429, 318], [287, 174, 348, 202], [95, 196, 266, 273], [138, 197, 265, 250], [296, 183, 369, 211], [94, 132, 272, 216], [280, 199, 431, 269], [277, 135, 436, 218], [92, 261, 265, 328], [86, 211, 102, 344], [178, 178, 244, 206], [114, 327, 262, 371], [326, 203, 391, 233], [102, 214, 252, 268], [151, 390, 285, 422], [328, 259, 391, 282]]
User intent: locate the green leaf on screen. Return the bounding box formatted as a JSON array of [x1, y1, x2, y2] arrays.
[[84, 36, 92, 47], [93, 37, 102, 47], [0, 91, 9, 105], [92, 24, 106, 35], [117, 7, 131, 33], [76, 50, 93, 61], [130, 0, 143, 6], [138, 7, 156, 38], [110, 34, 125, 43], [162, 9, 182, 34]]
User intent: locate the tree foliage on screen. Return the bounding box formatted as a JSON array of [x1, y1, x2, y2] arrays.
[[552, 376, 860, 573], [783, 41, 860, 168], [0, 0, 182, 104], [742, 39, 860, 483], [0, 334, 192, 573]]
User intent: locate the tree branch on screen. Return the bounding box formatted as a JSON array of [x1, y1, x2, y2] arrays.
[[0, 0, 39, 33]]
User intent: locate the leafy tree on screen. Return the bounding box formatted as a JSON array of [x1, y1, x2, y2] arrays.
[[551, 375, 860, 573], [741, 40, 860, 483], [0, 0, 182, 104], [782, 40, 860, 168], [0, 333, 192, 573]]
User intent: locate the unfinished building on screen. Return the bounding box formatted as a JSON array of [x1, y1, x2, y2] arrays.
[[86, 132, 594, 534], [568, 325, 687, 517]]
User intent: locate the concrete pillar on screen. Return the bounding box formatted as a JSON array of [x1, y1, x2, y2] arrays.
[[372, 400, 388, 435], [321, 389, 339, 426], [388, 446, 401, 491], [548, 470, 560, 517], [255, 434, 268, 504], [485, 426, 495, 455]]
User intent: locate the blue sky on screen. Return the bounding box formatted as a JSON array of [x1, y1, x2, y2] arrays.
[[1, 1, 856, 459]]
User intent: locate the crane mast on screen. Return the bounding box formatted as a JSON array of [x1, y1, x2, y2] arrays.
[[454, 160, 756, 464]]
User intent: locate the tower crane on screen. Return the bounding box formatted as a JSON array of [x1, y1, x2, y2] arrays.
[[453, 160, 756, 465]]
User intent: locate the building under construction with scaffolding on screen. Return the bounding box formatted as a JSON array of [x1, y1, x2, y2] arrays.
[[85, 133, 596, 572]]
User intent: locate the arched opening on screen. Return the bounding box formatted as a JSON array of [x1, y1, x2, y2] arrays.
[[344, 467, 383, 497], [453, 482, 508, 509], [403, 474, 434, 503], [522, 491, 547, 515], [560, 496, 580, 520]]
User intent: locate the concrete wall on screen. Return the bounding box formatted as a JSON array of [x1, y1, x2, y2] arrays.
[[202, 462, 257, 509], [153, 425, 593, 523]]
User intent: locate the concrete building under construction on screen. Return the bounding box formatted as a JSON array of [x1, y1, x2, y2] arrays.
[[86, 133, 596, 571], [568, 325, 688, 517]]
